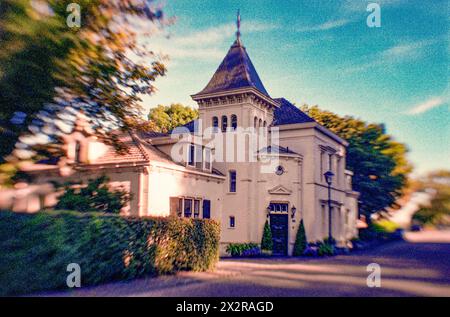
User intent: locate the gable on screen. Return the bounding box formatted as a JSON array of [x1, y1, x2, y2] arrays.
[[268, 185, 292, 195]]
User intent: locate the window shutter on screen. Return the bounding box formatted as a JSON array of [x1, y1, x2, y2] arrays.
[[203, 200, 211, 219], [170, 197, 180, 216]]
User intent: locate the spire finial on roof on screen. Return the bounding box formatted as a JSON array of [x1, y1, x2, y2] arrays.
[[236, 9, 241, 45]]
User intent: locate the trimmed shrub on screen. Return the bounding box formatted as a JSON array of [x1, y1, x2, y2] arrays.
[[0, 210, 220, 296], [260, 220, 273, 252], [293, 220, 307, 256], [226, 243, 260, 257]]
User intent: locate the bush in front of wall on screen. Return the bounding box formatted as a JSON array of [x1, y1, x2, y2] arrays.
[[317, 241, 335, 256], [55, 176, 131, 214], [226, 243, 261, 257], [0, 210, 220, 296], [303, 240, 335, 257], [260, 220, 273, 252], [293, 220, 307, 256]]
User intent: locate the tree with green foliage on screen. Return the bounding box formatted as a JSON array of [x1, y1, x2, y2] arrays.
[[301, 105, 412, 219], [260, 220, 273, 251], [0, 0, 169, 185], [55, 176, 131, 213], [413, 170, 450, 226], [293, 220, 307, 256], [148, 104, 199, 133]]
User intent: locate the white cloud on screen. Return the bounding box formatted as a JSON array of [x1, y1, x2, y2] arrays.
[[381, 39, 439, 60], [143, 21, 278, 62], [296, 19, 351, 32], [407, 96, 448, 115], [344, 39, 440, 73]]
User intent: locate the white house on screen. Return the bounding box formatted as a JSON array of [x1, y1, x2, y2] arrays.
[[9, 25, 359, 256]]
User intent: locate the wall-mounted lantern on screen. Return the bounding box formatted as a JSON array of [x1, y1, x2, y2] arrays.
[[291, 206, 297, 220], [266, 205, 271, 218]]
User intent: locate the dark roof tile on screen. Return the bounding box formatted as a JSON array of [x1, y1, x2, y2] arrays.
[[272, 98, 315, 126], [195, 40, 269, 96]]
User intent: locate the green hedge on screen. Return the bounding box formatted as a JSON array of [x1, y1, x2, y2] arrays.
[[0, 210, 220, 296]]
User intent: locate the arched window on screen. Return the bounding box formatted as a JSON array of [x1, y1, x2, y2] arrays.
[[212, 116, 219, 132], [231, 114, 237, 130], [263, 121, 267, 127], [221, 115, 228, 132], [254, 116, 258, 128], [258, 119, 262, 128]]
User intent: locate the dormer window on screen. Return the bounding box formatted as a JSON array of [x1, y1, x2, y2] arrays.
[[187, 144, 213, 172], [188, 144, 195, 166], [221, 116, 228, 132], [231, 114, 237, 130], [195, 145, 202, 169], [204, 148, 212, 171], [74, 141, 81, 163]]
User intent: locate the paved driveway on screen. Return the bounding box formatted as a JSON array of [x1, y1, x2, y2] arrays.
[[38, 231, 450, 297]]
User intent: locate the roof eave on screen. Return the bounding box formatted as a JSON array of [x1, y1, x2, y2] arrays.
[[191, 87, 280, 108], [276, 122, 349, 146]]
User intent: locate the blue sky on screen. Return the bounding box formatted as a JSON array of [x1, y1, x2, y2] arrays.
[[141, 0, 449, 176]]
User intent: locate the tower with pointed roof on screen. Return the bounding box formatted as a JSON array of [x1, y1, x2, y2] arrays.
[[191, 11, 279, 134]]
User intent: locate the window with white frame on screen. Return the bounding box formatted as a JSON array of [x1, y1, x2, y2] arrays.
[[229, 216, 235, 228], [195, 145, 202, 169], [184, 198, 193, 218], [204, 147, 212, 171], [194, 199, 201, 218], [212, 116, 219, 132], [229, 170, 236, 192], [188, 144, 195, 166], [170, 197, 183, 217], [231, 114, 237, 130], [170, 197, 206, 219], [268, 202, 288, 213], [221, 115, 228, 132]]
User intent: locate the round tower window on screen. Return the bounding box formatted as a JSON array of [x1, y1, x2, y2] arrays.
[[275, 165, 284, 175]]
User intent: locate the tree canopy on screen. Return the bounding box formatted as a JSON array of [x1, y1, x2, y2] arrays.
[[412, 170, 450, 226], [148, 104, 198, 133], [0, 0, 169, 185], [302, 105, 412, 217]]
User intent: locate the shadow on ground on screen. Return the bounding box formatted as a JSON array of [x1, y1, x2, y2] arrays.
[[33, 231, 450, 297]]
